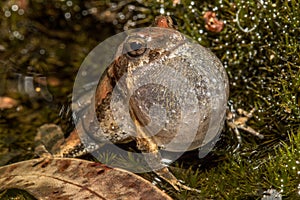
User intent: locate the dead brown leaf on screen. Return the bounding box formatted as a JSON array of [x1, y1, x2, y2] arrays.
[[0, 158, 173, 200], [0, 97, 18, 109]]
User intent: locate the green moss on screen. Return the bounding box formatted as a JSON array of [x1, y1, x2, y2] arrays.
[[0, 188, 37, 200], [162, 131, 299, 199]]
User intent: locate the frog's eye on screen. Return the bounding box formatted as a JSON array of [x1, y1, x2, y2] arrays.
[[124, 37, 147, 58]]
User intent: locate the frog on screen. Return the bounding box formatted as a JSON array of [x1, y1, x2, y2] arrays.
[[35, 15, 263, 193]]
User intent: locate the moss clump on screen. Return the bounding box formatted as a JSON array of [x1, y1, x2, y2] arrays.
[[164, 131, 300, 199]]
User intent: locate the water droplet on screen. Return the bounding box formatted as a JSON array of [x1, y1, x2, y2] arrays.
[[159, 7, 165, 14], [82, 10, 88, 16], [17, 9, 24, 15], [65, 12, 71, 19], [11, 5, 19, 12], [66, 0, 73, 7], [5, 11, 11, 17], [39, 49, 45, 55]]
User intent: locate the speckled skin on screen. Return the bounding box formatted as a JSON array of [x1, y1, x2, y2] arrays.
[[80, 27, 229, 153]]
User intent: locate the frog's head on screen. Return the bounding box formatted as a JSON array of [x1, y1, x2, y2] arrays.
[[109, 27, 185, 81]]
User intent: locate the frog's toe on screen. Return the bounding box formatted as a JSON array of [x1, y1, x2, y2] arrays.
[[226, 108, 264, 143], [155, 167, 201, 193], [34, 124, 67, 157], [34, 144, 54, 158], [32, 157, 53, 168]]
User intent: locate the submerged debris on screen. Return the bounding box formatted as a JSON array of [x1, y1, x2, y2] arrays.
[[261, 189, 282, 200], [203, 11, 224, 33], [0, 96, 18, 109]]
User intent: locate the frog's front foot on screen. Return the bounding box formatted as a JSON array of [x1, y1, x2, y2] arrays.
[[33, 142, 54, 168], [226, 108, 264, 147], [155, 167, 201, 193], [34, 123, 87, 159], [34, 143, 54, 159], [34, 124, 66, 158], [133, 116, 201, 193]]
